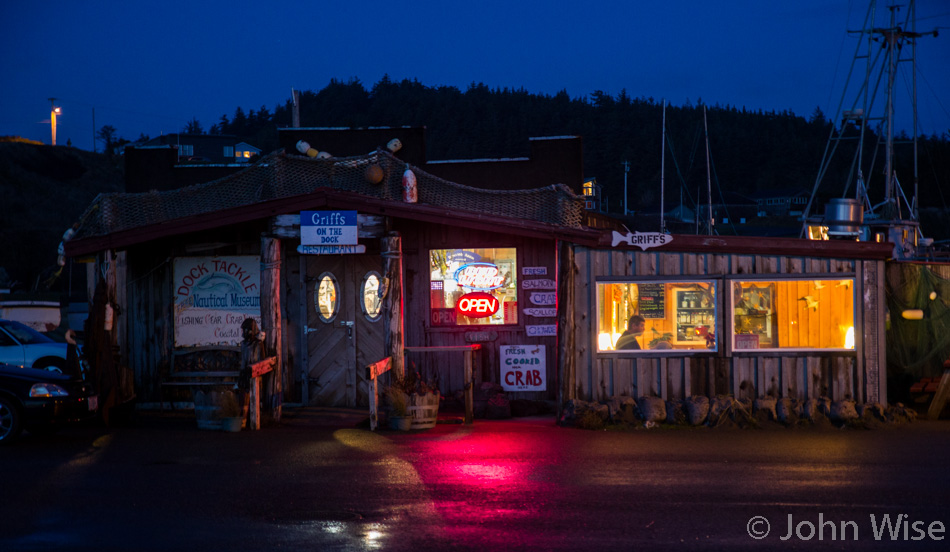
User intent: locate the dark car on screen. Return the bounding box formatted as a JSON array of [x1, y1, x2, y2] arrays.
[[0, 363, 98, 445]]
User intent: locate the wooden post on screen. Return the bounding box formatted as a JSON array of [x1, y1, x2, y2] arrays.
[[249, 376, 261, 429], [261, 235, 282, 423], [383, 233, 405, 380], [464, 348, 474, 424], [928, 366, 950, 421], [366, 357, 392, 431], [557, 241, 576, 421]]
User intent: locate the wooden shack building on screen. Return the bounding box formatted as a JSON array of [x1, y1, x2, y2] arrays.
[[64, 131, 895, 420], [561, 232, 893, 406], [64, 143, 596, 413]]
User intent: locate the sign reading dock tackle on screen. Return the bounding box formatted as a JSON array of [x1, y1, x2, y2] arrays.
[[301, 211, 358, 245]]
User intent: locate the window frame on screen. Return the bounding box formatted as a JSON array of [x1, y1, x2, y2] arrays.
[[314, 271, 340, 324], [360, 271, 383, 322], [725, 273, 857, 354], [427, 246, 520, 329], [595, 276, 721, 355]]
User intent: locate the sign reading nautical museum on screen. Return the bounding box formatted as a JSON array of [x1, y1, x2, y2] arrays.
[[173, 256, 261, 347], [500, 345, 546, 391], [300, 210, 357, 246]]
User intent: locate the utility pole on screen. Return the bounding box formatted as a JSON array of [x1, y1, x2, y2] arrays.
[[621, 160, 630, 216]]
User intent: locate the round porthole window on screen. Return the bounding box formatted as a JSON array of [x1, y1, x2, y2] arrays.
[[361, 271, 382, 321], [315, 272, 339, 322]]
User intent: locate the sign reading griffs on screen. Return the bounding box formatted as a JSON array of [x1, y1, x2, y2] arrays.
[[173, 256, 261, 347]]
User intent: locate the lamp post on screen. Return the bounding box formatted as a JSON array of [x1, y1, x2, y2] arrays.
[[49, 98, 61, 146]]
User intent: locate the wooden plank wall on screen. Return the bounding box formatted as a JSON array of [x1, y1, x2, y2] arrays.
[[397, 221, 560, 401], [566, 245, 882, 404], [123, 227, 266, 404]]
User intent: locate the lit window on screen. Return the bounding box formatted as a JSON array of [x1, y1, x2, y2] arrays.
[[429, 248, 518, 326], [731, 279, 854, 350], [596, 280, 718, 351], [361, 272, 382, 320], [315, 273, 339, 322]]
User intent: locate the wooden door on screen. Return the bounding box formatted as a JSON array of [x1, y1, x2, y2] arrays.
[[303, 254, 385, 407]]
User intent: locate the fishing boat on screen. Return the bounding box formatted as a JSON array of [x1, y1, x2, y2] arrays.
[[800, 0, 940, 260]]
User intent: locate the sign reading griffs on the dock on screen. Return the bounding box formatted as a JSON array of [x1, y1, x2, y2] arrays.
[[173, 256, 261, 347]]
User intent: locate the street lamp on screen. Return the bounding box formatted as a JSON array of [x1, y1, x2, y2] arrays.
[[49, 98, 61, 145]]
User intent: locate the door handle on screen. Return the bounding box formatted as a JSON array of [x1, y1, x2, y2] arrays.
[[339, 320, 354, 338]]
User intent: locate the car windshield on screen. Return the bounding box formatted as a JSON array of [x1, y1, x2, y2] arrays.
[[0, 320, 55, 345]]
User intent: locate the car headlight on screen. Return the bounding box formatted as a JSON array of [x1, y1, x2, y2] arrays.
[[30, 383, 70, 398]]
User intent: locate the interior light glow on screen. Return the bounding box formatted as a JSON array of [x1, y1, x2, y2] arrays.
[[845, 327, 855, 349], [598, 332, 622, 350]]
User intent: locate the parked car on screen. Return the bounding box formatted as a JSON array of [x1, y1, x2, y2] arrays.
[[0, 363, 98, 445], [0, 318, 69, 372]]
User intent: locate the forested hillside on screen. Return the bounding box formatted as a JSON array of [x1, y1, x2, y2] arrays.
[[211, 77, 949, 220], [0, 141, 124, 293], [4, 77, 948, 292]]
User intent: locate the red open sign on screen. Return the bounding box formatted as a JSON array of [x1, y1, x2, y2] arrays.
[[456, 292, 500, 318]]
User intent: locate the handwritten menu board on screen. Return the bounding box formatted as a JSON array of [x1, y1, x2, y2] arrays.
[[638, 283, 666, 319]]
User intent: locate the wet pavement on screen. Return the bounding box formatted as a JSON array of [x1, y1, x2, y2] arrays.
[[1, 407, 949, 551]]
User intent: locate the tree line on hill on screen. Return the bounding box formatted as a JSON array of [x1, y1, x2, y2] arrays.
[[189, 76, 948, 220]]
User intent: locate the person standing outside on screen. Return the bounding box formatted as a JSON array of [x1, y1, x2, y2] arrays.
[[616, 315, 645, 350]]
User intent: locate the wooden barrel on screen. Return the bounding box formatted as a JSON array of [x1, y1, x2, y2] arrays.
[[407, 392, 439, 429]]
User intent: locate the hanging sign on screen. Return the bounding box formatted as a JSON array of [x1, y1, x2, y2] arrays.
[[301, 210, 358, 245], [526, 324, 557, 336], [524, 307, 557, 317], [611, 230, 672, 250], [522, 266, 548, 276], [523, 279, 556, 290], [530, 292, 557, 306], [500, 345, 546, 391], [173, 256, 260, 347], [297, 244, 366, 255], [456, 292, 500, 318]]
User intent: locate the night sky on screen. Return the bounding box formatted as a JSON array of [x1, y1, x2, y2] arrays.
[[3, 0, 948, 152]]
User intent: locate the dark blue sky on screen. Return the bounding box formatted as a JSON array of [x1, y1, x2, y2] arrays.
[[3, 1, 948, 152]]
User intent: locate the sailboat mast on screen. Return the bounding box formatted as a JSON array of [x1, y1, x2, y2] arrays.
[[703, 105, 713, 235], [884, 4, 898, 213], [660, 99, 667, 233]]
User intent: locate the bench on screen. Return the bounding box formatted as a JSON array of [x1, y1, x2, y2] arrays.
[[160, 346, 241, 412]]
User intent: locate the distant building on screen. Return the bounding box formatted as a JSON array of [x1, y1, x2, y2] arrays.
[[140, 134, 261, 164], [753, 188, 810, 217], [124, 134, 261, 193]]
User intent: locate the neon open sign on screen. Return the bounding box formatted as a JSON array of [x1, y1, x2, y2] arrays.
[[456, 292, 500, 318], [454, 262, 505, 290]]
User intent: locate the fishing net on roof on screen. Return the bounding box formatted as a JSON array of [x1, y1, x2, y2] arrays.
[[71, 149, 585, 240], [884, 263, 950, 400]]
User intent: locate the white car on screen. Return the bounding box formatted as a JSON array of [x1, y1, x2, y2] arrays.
[[0, 319, 69, 372]]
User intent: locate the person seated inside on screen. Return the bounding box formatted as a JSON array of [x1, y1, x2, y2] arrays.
[[616, 315, 645, 350]]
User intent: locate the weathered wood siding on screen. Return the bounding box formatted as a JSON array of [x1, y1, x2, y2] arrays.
[[564, 245, 886, 404], [397, 220, 559, 401], [123, 224, 271, 404]]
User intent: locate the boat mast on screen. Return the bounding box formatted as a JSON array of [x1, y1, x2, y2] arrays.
[[660, 99, 667, 233], [703, 105, 713, 235]]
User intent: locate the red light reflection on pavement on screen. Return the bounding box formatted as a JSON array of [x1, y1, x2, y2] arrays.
[[396, 421, 564, 548]]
